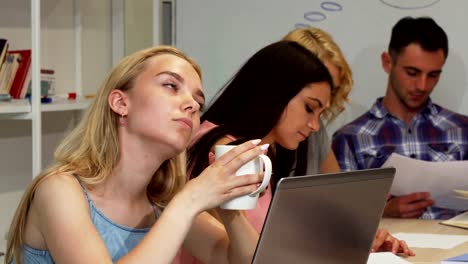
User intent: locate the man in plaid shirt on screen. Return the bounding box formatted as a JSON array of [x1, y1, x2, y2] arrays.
[[332, 16, 468, 220]]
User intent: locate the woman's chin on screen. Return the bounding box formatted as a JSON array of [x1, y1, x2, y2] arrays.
[[172, 140, 190, 154], [279, 141, 300, 150]]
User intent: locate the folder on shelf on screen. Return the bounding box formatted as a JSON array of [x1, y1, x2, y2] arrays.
[[0, 38, 8, 66], [0, 53, 18, 94], [3, 53, 21, 93], [8, 50, 31, 99]]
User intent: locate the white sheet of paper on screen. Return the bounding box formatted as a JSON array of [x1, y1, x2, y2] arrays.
[[366, 252, 411, 264], [382, 153, 468, 210], [394, 233, 468, 249]]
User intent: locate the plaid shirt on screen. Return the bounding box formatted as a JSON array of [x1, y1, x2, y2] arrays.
[[332, 98, 468, 219]]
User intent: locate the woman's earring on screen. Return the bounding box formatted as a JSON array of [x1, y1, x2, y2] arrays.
[[119, 112, 126, 126]]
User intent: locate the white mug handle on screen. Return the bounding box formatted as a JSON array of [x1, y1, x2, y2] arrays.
[[249, 154, 272, 197]]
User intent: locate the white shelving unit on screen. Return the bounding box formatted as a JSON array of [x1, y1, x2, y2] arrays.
[[0, 0, 88, 178], [31, 0, 42, 178], [0, 0, 116, 256], [0, 0, 112, 179]]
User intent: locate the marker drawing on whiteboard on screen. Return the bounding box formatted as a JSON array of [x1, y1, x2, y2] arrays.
[[321, 1, 343, 12], [379, 0, 440, 10], [304, 11, 326, 23], [295, 1, 343, 28], [296, 0, 440, 29]]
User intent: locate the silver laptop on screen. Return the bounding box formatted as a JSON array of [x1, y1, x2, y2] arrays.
[[251, 167, 395, 264]]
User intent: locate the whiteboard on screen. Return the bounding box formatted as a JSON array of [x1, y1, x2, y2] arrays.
[[175, 0, 468, 134]]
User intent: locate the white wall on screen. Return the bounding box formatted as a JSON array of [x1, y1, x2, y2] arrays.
[[81, 0, 113, 96], [124, 0, 154, 55], [175, 0, 468, 135]]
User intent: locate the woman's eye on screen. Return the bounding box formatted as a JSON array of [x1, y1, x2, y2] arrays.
[[305, 105, 313, 113], [164, 83, 177, 90]]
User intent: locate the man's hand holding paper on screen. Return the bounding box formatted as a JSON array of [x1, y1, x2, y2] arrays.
[[384, 192, 434, 218], [382, 153, 468, 211]]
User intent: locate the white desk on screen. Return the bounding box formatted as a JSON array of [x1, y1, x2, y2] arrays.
[[379, 218, 468, 264]]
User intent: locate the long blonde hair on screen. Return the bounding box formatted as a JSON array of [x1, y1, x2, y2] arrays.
[[6, 46, 202, 264], [283, 27, 353, 124]]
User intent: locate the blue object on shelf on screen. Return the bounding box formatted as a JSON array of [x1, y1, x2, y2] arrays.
[[41, 97, 52, 103]]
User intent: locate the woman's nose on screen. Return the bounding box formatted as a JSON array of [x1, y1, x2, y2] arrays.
[[182, 94, 199, 113], [307, 116, 320, 132]]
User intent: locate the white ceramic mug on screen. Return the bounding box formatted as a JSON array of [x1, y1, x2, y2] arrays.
[[215, 145, 272, 210]]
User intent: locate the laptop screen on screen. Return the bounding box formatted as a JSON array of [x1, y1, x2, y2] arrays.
[[251, 167, 395, 264]]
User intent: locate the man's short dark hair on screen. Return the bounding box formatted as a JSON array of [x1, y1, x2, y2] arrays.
[[389, 16, 448, 59]]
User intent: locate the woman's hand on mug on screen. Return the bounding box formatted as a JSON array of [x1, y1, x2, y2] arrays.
[[183, 139, 269, 213]]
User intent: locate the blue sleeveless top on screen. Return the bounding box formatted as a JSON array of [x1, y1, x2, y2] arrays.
[[17, 179, 159, 264]]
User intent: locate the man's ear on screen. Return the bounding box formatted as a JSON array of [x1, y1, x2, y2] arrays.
[[381, 52, 392, 74], [108, 89, 128, 116]]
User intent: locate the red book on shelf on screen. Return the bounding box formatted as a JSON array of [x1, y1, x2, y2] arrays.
[[8, 49, 31, 99]]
